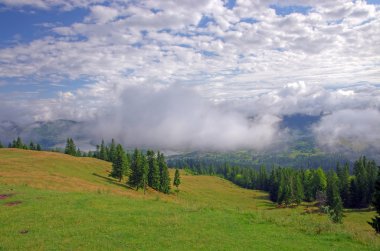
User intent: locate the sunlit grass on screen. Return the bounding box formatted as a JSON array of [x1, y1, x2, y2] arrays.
[[0, 149, 379, 250]]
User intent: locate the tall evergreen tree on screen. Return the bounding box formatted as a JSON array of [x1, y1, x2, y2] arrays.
[[110, 144, 128, 182], [350, 156, 376, 208], [326, 169, 343, 223], [128, 149, 144, 190], [64, 138, 77, 156], [36, 144, 41, 151], [0, 141, 3, 148], [99, 139, 108, 161], [368, 165, 380, 233], [147, 150, 160, 190], [173, 168, 181, 191], [158, 152, 170, 194], [293, 172, 304, 205], [141, 154, 149, 194], [337, 162, 351, 207], [29, 141, 35, 150], [108, 139, 117, 163]]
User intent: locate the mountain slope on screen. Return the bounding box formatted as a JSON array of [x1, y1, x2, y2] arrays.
[[0, 149, 379, 250]]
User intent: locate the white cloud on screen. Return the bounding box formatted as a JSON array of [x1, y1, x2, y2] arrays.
[[0, 0, 380, 151], [313, 109, 380, 154]]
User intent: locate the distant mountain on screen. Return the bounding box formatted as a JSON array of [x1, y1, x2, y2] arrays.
[[0, 119, 94, 150]]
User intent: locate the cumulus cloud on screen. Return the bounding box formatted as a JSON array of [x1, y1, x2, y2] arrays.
[[0, 0, 380, 153]]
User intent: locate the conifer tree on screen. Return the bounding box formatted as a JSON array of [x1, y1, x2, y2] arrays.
[[326, 169, 343, 223], [99, 139, 108, 161], [141, 154, 149, 194], [128, 149, 144, 190], [36, 144, 41, 151], [0, 141, 3, 148], [337, 162, 351, 207], [147, 150, 160, 190], [158, 152, 170, 194], [269, 168, 280, 202], [368, 165, 380, 233], [294, 172, 304, 205], [108, 139, 116, 163], [29, 141, 35, 150], [173, 168, 181, 191], [64, 138, 77, 156], [110, 144, 128, 182]]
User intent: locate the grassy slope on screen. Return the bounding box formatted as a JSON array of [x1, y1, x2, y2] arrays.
[[0, 149, 379, 250]]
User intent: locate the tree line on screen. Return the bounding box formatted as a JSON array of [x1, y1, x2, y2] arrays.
[[0, 137, 42, 151], [177, 156, 380, 225]]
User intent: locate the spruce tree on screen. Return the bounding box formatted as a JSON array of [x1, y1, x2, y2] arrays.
[[110, 144, 128, 182], [108, 139, 116, 163], [326, 169, 343, 223], [64, 138, 77, 156], [147, 150, 160, 190], [99, 140, 108, 161], [128, 149, 144, 190], [0, 141, 3, 148], [158, 152, 170, 194], [294, 172, 304, 205], [368, 165, 380, 233], [173, 168, 181, 191], [29, 141, 35, 150], [337, 162, 351, 208], [36, 144, 41, 151], [141, 154, 149, 194]]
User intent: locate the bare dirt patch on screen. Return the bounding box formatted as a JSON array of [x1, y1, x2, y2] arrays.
[[4, 201, 22, 206], [0, 194, 13, 200]]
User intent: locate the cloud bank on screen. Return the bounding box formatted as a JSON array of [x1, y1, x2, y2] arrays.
[[91, 85, 283, 151]]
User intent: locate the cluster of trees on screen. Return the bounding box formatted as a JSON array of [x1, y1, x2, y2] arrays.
[[64, 138, 82, 156], [64, 138, 177, 194], [0, 137, 41, 151]]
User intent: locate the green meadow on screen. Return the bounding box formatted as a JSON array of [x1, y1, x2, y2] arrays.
[[0, 149, 379, 250]]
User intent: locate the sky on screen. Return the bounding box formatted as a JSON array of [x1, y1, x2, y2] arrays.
[[0, 0, 380, 152]]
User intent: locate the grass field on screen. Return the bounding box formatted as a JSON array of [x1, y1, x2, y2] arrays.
[[0, 149, 379, 250]]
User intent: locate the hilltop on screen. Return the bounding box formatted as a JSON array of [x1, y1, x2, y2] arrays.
[[0, 149, 379, 250]]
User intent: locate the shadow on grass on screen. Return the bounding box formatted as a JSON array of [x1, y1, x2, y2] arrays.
[[345, 207, 374, 213], [92, 173, 134, 190]]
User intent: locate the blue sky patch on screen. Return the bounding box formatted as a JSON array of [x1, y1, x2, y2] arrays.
[[0, 7, 87, 47], [270, 5, 312, 16]]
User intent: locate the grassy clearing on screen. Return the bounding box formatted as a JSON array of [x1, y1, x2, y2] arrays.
[[0, 149, 379, 250]]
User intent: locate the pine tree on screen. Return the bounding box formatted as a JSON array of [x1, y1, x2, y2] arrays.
[[311, 167, 327, 201], [76, 148, 81, 157], [147, 150, 160, 190], [29, 141, 35, 150], [64, 138, 77, 156], [351, 156, 370, 208], [326, 169, 343, 223], [110, 144, 128, 182], [141, 154, 149, 194], [128, 149, 144, 190], [293, 172, 304, 205], [99, 140, 108, 161], [337, 162, 351, 208], [173, 168, 181, 192], [108, 139, 116, 163], [269, 168, 280, 202], [368, 165, 380, 233], [0, 141, 3, 148], [158, 152, 170, 194], [36, 144, 41, 151]]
